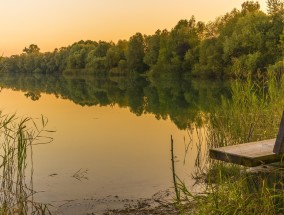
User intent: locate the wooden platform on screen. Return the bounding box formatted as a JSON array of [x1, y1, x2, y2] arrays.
[[209, 139, 284, 167]]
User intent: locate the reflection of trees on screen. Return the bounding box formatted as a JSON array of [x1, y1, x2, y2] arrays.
[[0, 73, 230, 129], [25, 91, 41, 101]]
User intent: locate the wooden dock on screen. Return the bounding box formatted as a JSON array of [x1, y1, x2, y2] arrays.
[[209, 139, 284, 167], [209, 111, 284, 167]]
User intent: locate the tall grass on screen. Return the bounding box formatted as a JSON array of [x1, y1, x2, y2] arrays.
[[175, 73, 284, 214], [0, 113, 53, 215]]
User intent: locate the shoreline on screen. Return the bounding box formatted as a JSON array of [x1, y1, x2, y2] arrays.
[[50, 190, 180, 215]]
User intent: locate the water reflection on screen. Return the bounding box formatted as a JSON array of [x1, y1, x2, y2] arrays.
[[4, 73, 281, 214], [0, 73, 231, 212], [0, 73, 230, 129]]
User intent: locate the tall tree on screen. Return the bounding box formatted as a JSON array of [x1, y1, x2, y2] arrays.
[[127, 33, 148, 72], [241, 1, 260, 14], [144, 30, 161, 66], [23, 44, 40, 54], [267, 0, 284, 16]]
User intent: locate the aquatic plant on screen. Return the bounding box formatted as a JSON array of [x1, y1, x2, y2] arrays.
[[174, 73, 284, 214], [0, 113, 53, 214]]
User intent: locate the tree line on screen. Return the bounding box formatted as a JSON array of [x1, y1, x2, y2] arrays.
[[1, 0, 284, 79]]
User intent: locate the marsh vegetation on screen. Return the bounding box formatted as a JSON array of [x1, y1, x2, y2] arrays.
[[173, 72, 284, 214], [0, 114, 53, 214]]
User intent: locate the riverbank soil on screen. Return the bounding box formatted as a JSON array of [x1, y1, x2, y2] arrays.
[[52, 190, 181, 215]]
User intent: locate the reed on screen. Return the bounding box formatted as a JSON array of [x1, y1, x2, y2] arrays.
[[174, 73, 284, 214], [0, 113, 53, 214]]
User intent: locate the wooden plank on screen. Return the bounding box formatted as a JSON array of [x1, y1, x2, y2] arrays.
[[273, 111, 284, 154], [209, 139, 284, 167]]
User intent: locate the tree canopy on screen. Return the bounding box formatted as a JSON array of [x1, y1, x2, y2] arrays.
[[1, 0, 284, 79]]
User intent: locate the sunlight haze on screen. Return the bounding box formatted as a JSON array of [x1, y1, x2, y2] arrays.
[[0, 0, 267, 56]]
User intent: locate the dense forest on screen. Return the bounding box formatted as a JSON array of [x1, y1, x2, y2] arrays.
[[1, 0, 284, 79]]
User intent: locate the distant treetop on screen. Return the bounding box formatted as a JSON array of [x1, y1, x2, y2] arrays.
[[23, 44, 40, 54]]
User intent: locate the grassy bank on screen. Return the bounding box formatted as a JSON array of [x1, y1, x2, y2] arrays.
[[175, 72, 284, 214]]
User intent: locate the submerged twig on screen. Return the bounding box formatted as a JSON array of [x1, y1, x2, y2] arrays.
[[71, 168, 88, 181]]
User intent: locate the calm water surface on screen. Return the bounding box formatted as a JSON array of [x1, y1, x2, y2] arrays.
[[0, 86, 205, 206]]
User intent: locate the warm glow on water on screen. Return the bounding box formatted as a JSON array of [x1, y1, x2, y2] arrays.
[[0, 88, 205, 205]]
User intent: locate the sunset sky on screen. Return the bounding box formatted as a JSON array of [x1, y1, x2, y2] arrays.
[[0, 0, 267, 56]]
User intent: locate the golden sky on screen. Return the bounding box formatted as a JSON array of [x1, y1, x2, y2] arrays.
[[0, 0, 266, 56]]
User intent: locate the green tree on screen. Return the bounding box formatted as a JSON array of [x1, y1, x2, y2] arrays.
[[127, 33, 148, 72], [105, 47, 120, 69], [144, 30, 161, 66], [105, 40, 128, 70], [266, 0, 284, 65], [241, 1, 260, 14], [67, 44, 88, 69], [155, 17, 200, 75], [94, 41, 113, 58], [192, 38, 223, 78], [222, 12, 271, 76], [267, 0, 284, 16], [23, 44, 40, 54]]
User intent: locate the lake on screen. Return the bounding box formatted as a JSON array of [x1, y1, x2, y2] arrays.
[[0, 73, 229, 211]]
